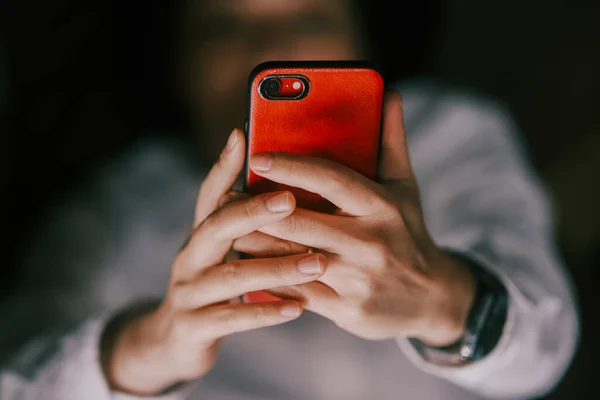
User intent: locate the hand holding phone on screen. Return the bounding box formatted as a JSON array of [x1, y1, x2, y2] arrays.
[[243, 61, 385, 302], [103, 128, 328, 395], [241, 89, 477, 346]]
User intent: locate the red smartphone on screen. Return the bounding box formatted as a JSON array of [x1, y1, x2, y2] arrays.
[[243, 61, 384, 303]]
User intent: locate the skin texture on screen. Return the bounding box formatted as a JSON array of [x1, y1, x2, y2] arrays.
[[103, 0, 477, 396], [105, 94, 476, 395], [251, 94, 476, 344]]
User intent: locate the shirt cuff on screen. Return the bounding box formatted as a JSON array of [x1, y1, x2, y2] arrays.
[[396, 226, 537, 388], [45, 313, 197, 400]]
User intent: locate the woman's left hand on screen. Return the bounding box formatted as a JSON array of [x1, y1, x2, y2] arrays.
[[246, 93, 477, 346]]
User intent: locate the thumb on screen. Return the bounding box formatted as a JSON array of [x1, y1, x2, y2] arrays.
[[193, 128, 246, 228], [378, 91, 413, 181]]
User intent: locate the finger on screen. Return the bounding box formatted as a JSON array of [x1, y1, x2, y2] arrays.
[[315, 255, 375, 299], [189, 301, 303, 340], [194, 129, 246, 227], [178, 191, 296, 279], [248, 152, 386, 216], [218, 190, 250, 209], [233, 231, 309, 257], [200, 191, 295, 242], [378, 91, 414, 181], [266, 281, 341, 319], [259, 208, 359, 254], [172, 253, 327, 310]]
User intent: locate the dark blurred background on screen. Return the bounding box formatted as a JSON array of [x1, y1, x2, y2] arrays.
[[0, 1, 598, 398]]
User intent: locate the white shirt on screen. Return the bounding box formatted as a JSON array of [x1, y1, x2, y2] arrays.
[[0, 81, 579, 400]]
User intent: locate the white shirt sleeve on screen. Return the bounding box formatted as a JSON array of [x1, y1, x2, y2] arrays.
[[0, 140, 200, 400], [396, 87, 579, 399], [1, 315, 196, 400]]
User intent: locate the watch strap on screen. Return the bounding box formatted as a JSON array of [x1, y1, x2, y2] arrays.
[[409, 252, 509, 365]]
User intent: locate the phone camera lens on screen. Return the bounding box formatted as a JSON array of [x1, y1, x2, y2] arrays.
[[263, 78, 281, 97]]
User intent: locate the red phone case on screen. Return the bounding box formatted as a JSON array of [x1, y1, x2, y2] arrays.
[[244, 61, 384, 303]]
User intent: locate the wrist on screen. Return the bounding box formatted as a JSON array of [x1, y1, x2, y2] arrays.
[[418, 251, 477, 347], [411, 251, 509, 364], [101, 301, 177, 396]]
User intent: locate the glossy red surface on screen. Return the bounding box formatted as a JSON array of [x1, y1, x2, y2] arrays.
[[244, 64, 384, 303]]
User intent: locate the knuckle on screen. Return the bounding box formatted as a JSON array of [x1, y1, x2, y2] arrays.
[[220, 262, 244, 287], [217, 307, 237, 326], [253, 304, 271, 324], [242, 198, 258, 222], [353, 234, 388, 266], [350, 274, 378, 299], [281, 214, 303, 237], [272, 258, 289, 281], [221, 306, 253, 331], [363, 238, 389, 266], [208, 306, 238, 332], [277, 239, 293, 256]]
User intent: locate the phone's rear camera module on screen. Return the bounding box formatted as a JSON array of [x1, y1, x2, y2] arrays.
[[259, 75, 309, 100], [263, 78, 281, 97]]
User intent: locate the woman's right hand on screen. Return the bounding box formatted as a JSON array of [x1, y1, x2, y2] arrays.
[[103, 129, 326, 396]]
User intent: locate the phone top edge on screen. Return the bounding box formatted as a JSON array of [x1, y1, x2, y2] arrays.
[[247, 60, 383, 87]]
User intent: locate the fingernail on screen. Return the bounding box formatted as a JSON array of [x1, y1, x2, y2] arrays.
[[250, 154, 272, 172], [225, 130, 238, 152], [266, 192, 292, 213], [297, 254, 323, 275], [280, 302, 301, 317]]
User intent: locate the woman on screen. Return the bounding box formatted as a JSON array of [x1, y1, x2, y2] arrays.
[[0, 1, 578, 399]]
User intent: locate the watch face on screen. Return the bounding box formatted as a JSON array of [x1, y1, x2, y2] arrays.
[[461, 275, 509, 361], [474, 290, 509, 360], [441, 250, 510, 362], [460, 292, 494, 361]]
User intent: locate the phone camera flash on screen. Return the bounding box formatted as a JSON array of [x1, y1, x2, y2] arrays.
[[292, 82, 301, 90]]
